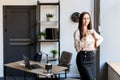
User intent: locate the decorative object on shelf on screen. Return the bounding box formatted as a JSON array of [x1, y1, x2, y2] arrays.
[[46, 13, 54, 21], [50, 49, 58, 58], [38, 32, 46, 40], [46, 28, 59, 40], [71, 12, 80, 23]]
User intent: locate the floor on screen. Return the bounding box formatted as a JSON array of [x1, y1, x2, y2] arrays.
[[0, 76, 80, 80], [64, 78, 80, 80]]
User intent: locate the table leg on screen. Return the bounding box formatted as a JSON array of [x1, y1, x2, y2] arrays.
[[24, 71, 27, 80], [4, 66, 6, 80], [65, 70, 67, 78]]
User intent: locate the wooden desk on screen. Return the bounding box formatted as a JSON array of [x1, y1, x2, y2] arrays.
[[107, 62, 120, 80], [4, 60, 67, 80]]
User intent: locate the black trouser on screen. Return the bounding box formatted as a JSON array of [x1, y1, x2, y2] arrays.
[[76, 51, 96, 80]]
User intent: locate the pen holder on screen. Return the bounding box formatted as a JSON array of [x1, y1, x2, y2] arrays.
[[45, 63, 52, 74]]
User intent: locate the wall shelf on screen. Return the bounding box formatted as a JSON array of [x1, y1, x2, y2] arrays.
[[38, 39, 59, 42]]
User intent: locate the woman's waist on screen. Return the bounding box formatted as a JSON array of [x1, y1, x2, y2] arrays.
[[79, 50, 95, 54], [78, 50, 95, 59]]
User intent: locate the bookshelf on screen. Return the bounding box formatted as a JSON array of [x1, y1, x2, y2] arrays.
[[36, 1, 60, 59]]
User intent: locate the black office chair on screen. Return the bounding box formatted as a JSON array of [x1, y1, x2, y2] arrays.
[[33, 52, 44, 80], [57, 51, 73, 78], [33, 52, 42, 62]]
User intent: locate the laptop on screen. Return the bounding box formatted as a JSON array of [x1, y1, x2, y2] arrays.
[[23, 55, 42, 70]]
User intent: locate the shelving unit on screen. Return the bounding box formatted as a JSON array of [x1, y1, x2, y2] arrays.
[[36, 1, 60, 59]]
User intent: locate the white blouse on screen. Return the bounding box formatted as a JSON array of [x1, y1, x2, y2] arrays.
[[74, 29, 103, 52]]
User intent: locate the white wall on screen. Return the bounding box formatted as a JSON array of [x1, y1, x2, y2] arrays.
[[0, 1, 3, 77], [0, 0, 93, 77], [100, 0, 120, 79]]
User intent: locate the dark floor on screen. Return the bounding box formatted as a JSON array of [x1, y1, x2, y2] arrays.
[[0, 77, 80, 80], [0, 77, 61, 80]]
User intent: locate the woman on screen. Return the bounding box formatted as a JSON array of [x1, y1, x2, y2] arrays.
[[74, 12, 103, 80]]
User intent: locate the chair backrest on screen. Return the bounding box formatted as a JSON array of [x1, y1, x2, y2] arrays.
[[59, 51, 72, 65], [33, 52, 42, 62]]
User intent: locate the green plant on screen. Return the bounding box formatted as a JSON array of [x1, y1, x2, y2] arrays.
[[50, 49, 58, 55], [46, 13, 54, 17], [38, 32, 46, 39]]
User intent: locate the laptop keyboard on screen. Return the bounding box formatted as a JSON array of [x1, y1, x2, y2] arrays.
[[30, 64, 42, 69]]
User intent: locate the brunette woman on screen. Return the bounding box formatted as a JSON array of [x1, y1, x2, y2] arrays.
[[74, 12, 103, 80]]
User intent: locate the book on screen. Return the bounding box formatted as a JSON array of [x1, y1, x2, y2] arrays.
[[45, 28, 59, 40]]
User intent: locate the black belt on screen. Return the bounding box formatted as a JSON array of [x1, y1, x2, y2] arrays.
[[80, 50, 94, 53]]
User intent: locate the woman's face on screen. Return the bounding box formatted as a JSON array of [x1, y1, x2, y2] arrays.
[[82, 14, 90, 26]]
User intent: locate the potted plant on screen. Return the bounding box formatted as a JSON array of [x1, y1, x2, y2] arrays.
[[50, 49, 58, 58], [46, 13, 54, 21], [38, 32, 46, 40]]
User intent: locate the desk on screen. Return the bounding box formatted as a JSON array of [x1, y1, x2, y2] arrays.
[[107, 62, 120, 80], [4, 60, 67, 80]]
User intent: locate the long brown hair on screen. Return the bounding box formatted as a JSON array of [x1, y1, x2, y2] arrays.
[[78, 12, 92, 39]]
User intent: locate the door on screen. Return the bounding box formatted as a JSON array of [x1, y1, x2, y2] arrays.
[[3, 6, 36, 76]]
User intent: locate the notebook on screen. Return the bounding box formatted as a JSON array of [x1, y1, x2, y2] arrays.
[[23, 55, 42, 70]]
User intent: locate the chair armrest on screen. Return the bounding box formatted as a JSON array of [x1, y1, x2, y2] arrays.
[[57, 63, 71, 67]]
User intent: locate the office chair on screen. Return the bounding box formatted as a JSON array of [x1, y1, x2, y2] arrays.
[[33, 52, 42, 62], [57, 51, 72, 78]]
